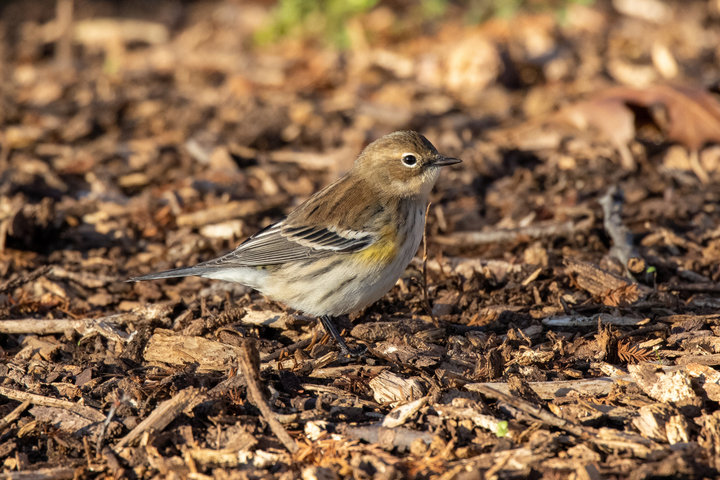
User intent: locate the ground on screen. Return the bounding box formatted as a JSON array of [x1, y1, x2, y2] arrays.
[[2, 0, 720, 479]]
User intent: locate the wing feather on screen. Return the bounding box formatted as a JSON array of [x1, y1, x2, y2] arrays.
[[196, 221, 375, 268]]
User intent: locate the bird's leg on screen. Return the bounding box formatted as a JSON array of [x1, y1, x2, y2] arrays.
[[318, 315, 352, 356]]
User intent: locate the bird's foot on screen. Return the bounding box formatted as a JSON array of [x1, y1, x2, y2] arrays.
[[318, 315, 364, 358]]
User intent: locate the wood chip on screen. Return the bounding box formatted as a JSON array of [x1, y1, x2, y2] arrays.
[[113, 387, 202, 451], [368, 371, 426, 406]]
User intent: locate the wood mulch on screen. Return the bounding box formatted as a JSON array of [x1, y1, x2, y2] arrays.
[[2, 0, 720, 478]]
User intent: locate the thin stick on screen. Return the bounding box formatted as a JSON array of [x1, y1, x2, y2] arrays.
[[0, 305, 170, 335], [0, 400, 31, 433], [238, 340, 298, 453], [97, 392, 131, 453], [435, 217, 594, 246], [113, 387, 200, 451], [0, 466, 76, 480], [599, 185, 641, 276], [0, 266, 51, 294], [468, 383, 588, 437], [467, 383, 655, 456], [0, 386, 105, 422], [261, 337, 313, 362], [55, 0, 74, 68]]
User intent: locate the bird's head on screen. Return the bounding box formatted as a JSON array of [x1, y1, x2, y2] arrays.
[[353, 131, 461, 198]]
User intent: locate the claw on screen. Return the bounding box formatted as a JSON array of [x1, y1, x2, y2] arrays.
[[318, 315, 363, 357]]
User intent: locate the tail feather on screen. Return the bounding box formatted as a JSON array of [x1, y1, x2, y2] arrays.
[[128, 265, 210, 282]]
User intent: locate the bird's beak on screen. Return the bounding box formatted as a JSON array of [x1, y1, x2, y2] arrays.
[[432, 155, 462, 167]]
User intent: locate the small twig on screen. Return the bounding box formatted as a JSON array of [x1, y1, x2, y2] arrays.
[[0, 317, 131, 341], [599, 185, 641, 277], [0, 305, 170, 338], [55, 0, 74, 69], [238, 340, 298, 453], [665, 282, 720, 293], [435, 216, 594, 247], [301, 384, 380, 409], [475, 385, 656, 455], [0, 386, 105, 423], [468, 383, 588, 438], [113, 387, 200, 451], [0, 400, 31, 433], [467, 365, 685, 400], [96, 391, 132, 453], [339, 425, 434, 452], [542, 313, 648, 328], [261, 336, 313, 362], [0, 467, 76, 480], [0, 266, 53, 294], [421, 202, 437, 325]]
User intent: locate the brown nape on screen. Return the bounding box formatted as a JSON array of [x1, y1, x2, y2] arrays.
[[287, 173, 394, 231]]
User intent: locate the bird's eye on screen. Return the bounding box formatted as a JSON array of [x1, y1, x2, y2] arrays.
[[401, 153, 418, 167]]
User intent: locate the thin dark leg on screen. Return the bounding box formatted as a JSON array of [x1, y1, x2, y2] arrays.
[[318, 315, 351, 355]]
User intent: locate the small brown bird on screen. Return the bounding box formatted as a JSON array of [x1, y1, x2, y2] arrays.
[[130, 131, 460, 354]]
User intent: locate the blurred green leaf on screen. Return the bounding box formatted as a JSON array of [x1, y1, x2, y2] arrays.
[[496, 420, 509, 437], [255, 0, 379, 48], [255, 0, 596, 47]]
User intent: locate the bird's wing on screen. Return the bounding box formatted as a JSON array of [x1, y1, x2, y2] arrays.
[[197, 221, 375, 267]]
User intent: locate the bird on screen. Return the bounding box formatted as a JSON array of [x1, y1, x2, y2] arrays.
[[129, 131, 461, 354]]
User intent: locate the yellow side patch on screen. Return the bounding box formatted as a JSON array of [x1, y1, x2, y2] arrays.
[[356, 225, 398, 266]]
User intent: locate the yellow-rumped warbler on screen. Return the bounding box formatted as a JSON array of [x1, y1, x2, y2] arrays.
[[130, 131, 460, 354]]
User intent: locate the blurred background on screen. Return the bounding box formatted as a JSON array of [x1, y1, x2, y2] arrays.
[[3, 0, 720, 256]]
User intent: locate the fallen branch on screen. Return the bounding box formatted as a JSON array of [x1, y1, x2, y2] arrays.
[[238, 340, 298, 453]]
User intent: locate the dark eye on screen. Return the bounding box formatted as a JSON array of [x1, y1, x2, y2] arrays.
[[401, 153, 418, 167]]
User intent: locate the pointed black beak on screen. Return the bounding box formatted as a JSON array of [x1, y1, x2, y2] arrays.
[[432, 155, 462, 167]]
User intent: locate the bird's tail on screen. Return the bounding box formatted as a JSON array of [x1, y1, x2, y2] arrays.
[[127, 265, 210, 282]]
